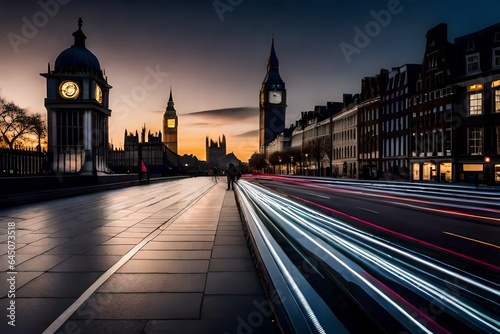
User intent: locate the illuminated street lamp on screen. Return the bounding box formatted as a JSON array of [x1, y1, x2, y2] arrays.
[[305, 153, 308, 175]]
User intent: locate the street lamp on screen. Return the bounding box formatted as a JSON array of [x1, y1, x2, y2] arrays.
[[305, 153, 308, 176], [278, 157, 282, 175]]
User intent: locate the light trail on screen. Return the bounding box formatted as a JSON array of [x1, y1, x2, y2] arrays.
[[289, 194, 500, 272], [260, 175, 500, 219], [238, 180, 500, 333], [443, 231, 500, 250]]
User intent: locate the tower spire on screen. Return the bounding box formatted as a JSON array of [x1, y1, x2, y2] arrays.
[[72, 17, 86, 47], [268, 35, 279, 72], [165, 86, 175, 113]]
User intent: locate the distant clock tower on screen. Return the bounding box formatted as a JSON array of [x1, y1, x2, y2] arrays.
[[163, 87, 178, 154], [259, 36, 286, 153], [40, 18, 112, 174]]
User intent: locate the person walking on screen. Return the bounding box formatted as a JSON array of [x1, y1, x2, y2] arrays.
[[212, 166, 219, 182], [225, 162, 239, 190]]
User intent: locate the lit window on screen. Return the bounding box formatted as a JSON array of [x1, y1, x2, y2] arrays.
[[469, 92, 482, 115], [468, 127, 483, 155], [466, 53, 480, 74], [495, 90, 500, 113], [468, 83, 483, 92]]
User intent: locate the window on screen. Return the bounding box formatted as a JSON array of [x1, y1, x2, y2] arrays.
[[466, 53, 480, 74], [436, 72, 444, 85], [467, 40, 475, 51], [469, 92, 483, 115], [496, 90, 500, 113], [468, 127, 483, 155], [428, 51, 438, 69], [494, 47, 500, 68]]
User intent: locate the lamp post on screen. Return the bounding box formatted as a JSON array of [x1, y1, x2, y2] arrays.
[[278, 157, 282, 175], [290, 156, 294, 175], [305, 153, 308, 176]]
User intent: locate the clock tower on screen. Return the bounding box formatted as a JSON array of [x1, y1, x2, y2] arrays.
[[163, 87, 178, 154], [259, 36, 286, 153], [40, 18, 112, 174]]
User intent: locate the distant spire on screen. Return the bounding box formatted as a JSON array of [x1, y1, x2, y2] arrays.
[[263, 35, 283, 84], [268, 35, 279, 71], [72, 17, 87, 47], [165, 86, 176, 115], [168, 86, 173, 103]]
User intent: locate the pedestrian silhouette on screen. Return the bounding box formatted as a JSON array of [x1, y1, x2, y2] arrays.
[[212, 166, 219, 182], [225, 162, 239, 190]]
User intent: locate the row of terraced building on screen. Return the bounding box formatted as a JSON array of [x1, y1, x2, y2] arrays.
[[266, 23, 500, 185]]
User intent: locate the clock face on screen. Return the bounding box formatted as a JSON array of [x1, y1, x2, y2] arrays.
[[59, 80, 80, 99], [269, 90, 282, 104], [167, 118, 176, 128], [95, 84, 103, 103]]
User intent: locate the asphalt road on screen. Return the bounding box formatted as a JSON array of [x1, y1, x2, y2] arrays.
[[246, 175, 500, 281]]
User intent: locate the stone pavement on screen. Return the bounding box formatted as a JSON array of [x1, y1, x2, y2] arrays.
[[0, 177, 279, 334]]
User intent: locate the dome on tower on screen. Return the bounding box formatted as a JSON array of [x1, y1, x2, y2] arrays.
[[54, 18, 102, 75]]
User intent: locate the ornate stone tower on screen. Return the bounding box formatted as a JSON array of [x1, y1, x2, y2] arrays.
[[206, 135, 226, 164], [162, 87, 178, 154], [40, 18, 112, 174], [259, 36, 286, 153]]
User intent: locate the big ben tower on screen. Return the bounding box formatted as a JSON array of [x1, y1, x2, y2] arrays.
[[259, 36, 286, 153], [163, 87, 178, 154]]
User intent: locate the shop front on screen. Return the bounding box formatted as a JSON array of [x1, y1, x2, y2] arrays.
[[411, 160, 453, 182]]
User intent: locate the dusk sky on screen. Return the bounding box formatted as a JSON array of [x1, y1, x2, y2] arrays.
[[2, 0, 500, 161]]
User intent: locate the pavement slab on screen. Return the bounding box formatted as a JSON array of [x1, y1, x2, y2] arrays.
[[0, 178, 278, 334]]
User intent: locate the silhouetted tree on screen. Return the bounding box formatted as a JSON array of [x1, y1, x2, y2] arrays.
[[286, 147, 302, 174], [268, 151, 281, 174], [304, 138, 329, 176], [248, 152, 267, 171], [0, 96, 46, 149]]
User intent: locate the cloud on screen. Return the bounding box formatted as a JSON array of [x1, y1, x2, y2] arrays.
[[182, 107, 258, 121], [235, 129, 258, 138]]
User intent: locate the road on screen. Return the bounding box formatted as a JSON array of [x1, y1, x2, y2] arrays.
[[241, 175, 500, 333], [246, 175, 500, 275]]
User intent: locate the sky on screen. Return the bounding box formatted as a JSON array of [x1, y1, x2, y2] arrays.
[[1, 0, 500, 161]]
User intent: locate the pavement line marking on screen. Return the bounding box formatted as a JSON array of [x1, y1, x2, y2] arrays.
[[443, 231, 500, 250], [42, 182, 215, 334], [356, 206, 379, 214]]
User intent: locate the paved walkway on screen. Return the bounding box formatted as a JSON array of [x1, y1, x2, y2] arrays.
[[0, 178, 278, 334]]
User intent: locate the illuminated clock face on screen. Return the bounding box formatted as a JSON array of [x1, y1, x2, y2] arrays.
[[269, 90, 282, 104], [59, 80, 80, 99], [167, 118, 176, 128], [95, 84, 103, 103]]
